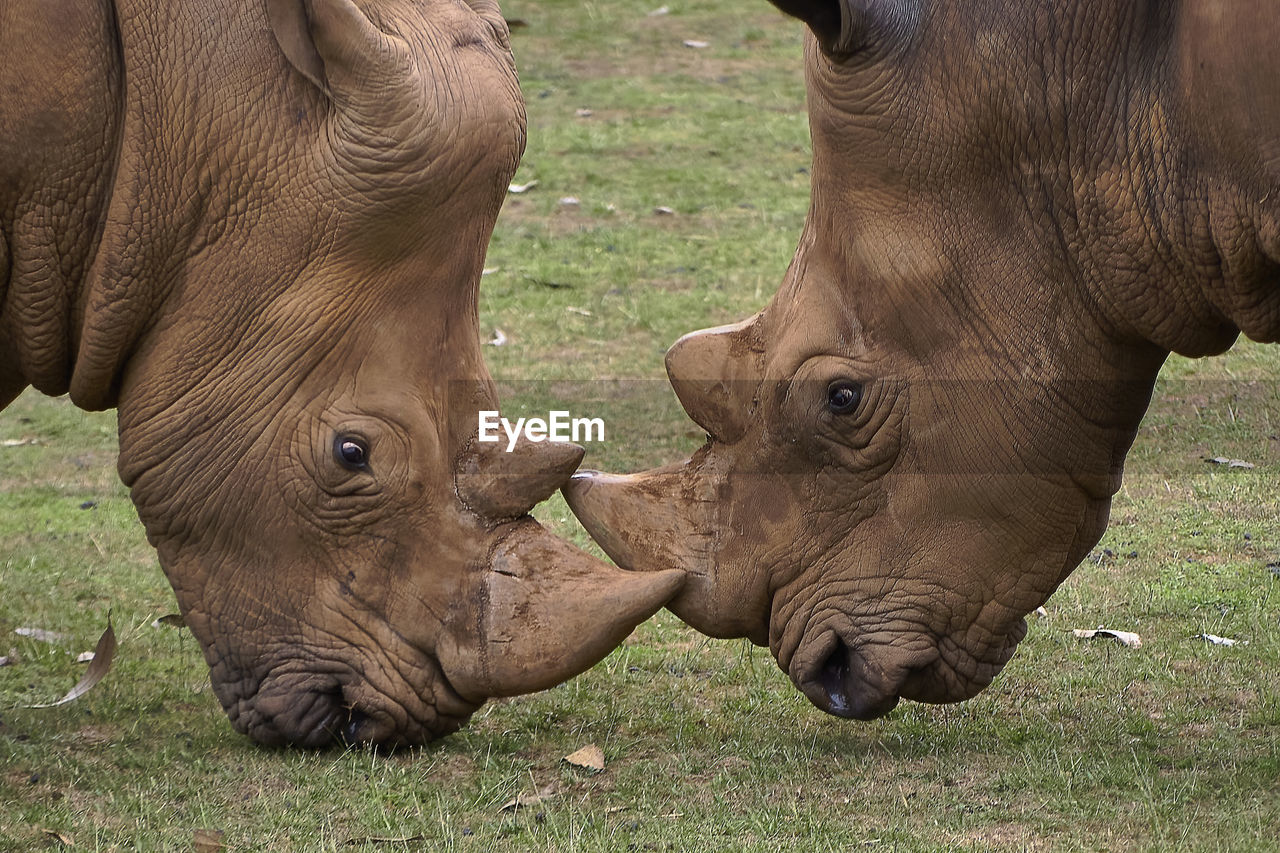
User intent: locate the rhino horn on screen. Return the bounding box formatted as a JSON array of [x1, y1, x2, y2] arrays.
[[456, 436, 586, 520], [438, 520, 685, 699], [563, 450, 773, 644], [563, 463, 709, 574], [665, 318, 761, 444]]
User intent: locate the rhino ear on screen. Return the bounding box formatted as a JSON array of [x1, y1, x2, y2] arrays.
[[266, 0, 413, 105], [267, 0, 329, 93], [769, 0, 916, 57], [769, 0, 845, 51]]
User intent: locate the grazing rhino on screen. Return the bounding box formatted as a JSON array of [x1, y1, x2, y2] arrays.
[[566, 0, 1280, 720], [0, 0, 681, 747]]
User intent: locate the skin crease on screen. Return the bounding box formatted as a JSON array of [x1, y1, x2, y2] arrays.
[[0, 0, 683, 748], [566, 0, 1280, 720]]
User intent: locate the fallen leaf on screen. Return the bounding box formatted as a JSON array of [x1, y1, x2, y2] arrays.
[[1195, 633, 1244, 646], [152, 614, 186, 629], [499, 785, 559, 813], [192, 829, 226, 852], [575, 108, 594, 117], [1205, 456, 1256, 469], [647, 5, 670, 16], [654, 206, 675, 215], [486, 328, 508, 347], [75, 651, 96, 664], [566, 306, 592, 316], [346, 835, 426, 846], [1, 438, 39, 447], [39, 828, 72, 846], [507, 179, 538, 194], [15, 627, 68, 644], [559, 196, 581, 207], [563, 743, 606, 772], [1072, 627, 1142, 648], [482, 267, 500, 276], [683, 39, 709, 48], [1033, 606, 1049, 619], [25, 620, 116, 708], [0, 655, 11, 667]]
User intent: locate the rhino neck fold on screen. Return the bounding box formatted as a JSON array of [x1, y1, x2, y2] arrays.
[[1097, 0, 1280, 358], [67, 0, 216, 411], [0, 0, 125, 407]]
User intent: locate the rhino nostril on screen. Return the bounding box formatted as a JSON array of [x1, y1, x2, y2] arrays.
[[818, 637, 853, 717], [805, 636, 902, 721], [341, 707, 370, 746]]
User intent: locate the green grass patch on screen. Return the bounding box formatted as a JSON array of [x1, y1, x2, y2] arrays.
[[3, 1, 1279, 849]]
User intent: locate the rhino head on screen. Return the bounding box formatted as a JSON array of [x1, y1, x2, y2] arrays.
[[567, 0, 1280, 718], [30, 0, 683, 747]]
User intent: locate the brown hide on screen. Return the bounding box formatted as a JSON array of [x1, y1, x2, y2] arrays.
[[568, 0, 1280, 719], [0, 0, 682, 747]]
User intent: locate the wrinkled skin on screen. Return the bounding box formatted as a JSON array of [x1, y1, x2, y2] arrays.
[[567, 0, 1280, 720], [0, 0, 681, 747]]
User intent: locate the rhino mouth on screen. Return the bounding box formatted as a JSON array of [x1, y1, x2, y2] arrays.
[[790, 619, 1027, 721], [217, 652, 478, 748]]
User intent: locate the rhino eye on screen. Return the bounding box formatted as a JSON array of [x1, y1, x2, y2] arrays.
[[333, 435, 370, 471], [827, 381, 863, 415]]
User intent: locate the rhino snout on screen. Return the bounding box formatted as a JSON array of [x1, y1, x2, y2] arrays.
[[226, 680, 357, 748], [792, 615, 1031, 721], [793, 632, 939, 721], [214, 650, 478, 749]]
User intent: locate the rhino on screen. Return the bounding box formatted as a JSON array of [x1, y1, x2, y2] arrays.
[[566, 0, 1280, 720], [0, 0, 682, 747]]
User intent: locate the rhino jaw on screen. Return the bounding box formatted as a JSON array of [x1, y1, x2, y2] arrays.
[[437, 519, 684, 700]]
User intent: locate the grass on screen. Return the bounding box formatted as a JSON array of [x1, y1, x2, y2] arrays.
[[2, 0, 1279, 849]]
